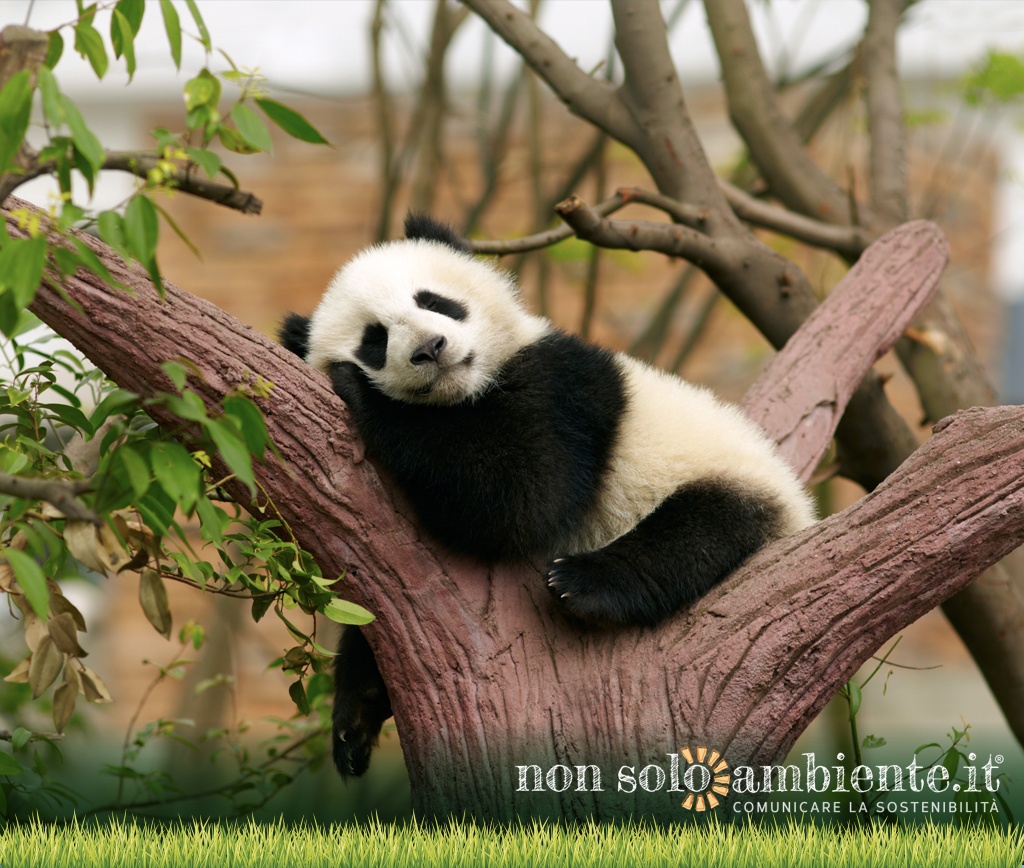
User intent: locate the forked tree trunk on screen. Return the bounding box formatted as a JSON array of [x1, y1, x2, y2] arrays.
[[12, 201, 1024, 820]]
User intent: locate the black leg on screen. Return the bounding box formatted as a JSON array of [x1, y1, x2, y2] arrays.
[[332, 626, 393, 779], [546, 481, 784, 627]]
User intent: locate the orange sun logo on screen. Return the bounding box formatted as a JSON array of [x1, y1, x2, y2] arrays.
[[678, 745, 731, 811]]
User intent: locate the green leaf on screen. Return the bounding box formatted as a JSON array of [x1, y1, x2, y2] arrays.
[[89, 387, 137, 428], [10, 727, 31, 752], [59, 95, 105, 174], [255, 99, 329, 145], [942, 746, 961, 780], [184, 0, 212, 50], [184, 68, 220, 111], [322, 598, 375, 626], [216, 125, 256, 155], [0, 234, 46, 315], [964, 50, 1024, 106], [185, 147, 221, 179], [110, 9, 137, 80], [97, 210, 130, 260], [73, 21, 108, 79], [230, 102, 272, 152], [116, 445, 151, 498], [205, 418, 254, 493], [0, 71, 33, 172], [116, 0, 145, 34], [251, 594, 274, 623], [124, 195, 159, 265], [222, 395, 268, 461], [6, 549, 48, 619], [159, 0, 182, 68], [37, 68, 64, 128], [45, 30, 64, 70], [150, 441, 200, 513], [288, 680, 310, 716], [0, 750, 24, 776]]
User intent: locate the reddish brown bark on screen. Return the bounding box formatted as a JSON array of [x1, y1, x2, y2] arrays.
[[13, 201, 1023, 820]]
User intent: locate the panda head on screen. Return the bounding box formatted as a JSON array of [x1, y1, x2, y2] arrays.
[[301, 215, 547, 406]]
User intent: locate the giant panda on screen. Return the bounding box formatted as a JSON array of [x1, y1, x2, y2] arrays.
[[279, 214, 815, 779]]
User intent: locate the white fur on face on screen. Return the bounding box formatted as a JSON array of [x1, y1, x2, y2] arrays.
[[305, 239, 548, 405]]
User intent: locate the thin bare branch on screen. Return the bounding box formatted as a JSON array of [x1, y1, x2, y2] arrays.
[[460, 0, 638, 149], [0, 471, 101, 525], [554, 194, 732, 272], [469, 191, 629, 255], [102, 152, 263, 215], [864, 0, 908, 225], [719, 178, 870, 256], [704, 0, 862, 226]]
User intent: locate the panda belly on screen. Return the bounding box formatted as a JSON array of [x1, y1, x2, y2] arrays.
[[574, 354, 815, 552]]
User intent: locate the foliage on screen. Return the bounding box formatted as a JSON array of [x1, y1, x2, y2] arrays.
[[0, 1, 360, 818], [0, 816, 1022, 868]]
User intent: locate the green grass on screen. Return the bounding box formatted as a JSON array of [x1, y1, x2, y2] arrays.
[[0, 816, 1021, 867]]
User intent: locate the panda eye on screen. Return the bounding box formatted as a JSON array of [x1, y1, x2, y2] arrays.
[[414, 289, 468, 321], [355, 323, 388, 370]]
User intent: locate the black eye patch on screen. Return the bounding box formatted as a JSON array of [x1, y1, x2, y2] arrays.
[[414, 289, 468, 321], [355, 323, 388, 370]]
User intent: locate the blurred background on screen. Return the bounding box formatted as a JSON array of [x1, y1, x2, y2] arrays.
[[4, 0, 1024, 819]]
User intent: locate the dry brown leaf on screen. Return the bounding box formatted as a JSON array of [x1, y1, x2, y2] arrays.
[[52, 674, 78, 733], [3, 657, 30, 684], [139, 568, 172, 639], [48, 612, 87, 657], [79, 663, 112, 703], [64, 520, 109, 574], [28, 635, 64, 699]]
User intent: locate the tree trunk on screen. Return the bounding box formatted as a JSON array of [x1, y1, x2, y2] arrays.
[[13, 201, 1024, 820]]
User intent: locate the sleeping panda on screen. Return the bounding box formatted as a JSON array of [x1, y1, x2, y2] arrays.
[[279, 214, 815, 779]]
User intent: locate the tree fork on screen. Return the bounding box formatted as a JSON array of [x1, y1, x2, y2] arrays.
[[12, 202, 1022, 819]]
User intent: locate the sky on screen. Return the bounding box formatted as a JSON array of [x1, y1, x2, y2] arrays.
[[2, 0, 1024, 99]]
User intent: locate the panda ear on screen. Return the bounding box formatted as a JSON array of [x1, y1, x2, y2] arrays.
[[404, 213, 473, 255], [279, 312, 311, 360]]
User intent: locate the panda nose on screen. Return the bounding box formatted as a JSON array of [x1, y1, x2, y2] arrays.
[[410, 335, 446, 365]]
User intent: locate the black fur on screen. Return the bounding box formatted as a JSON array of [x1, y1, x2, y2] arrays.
[[546, 481, 783, 626], [354, 323, 388, 371], [279, 312, 311, 359], [331, 626, 392, 779], [404, 213, 473, 254], [329, 331, 626, 562], [414, 289, 468, 321]]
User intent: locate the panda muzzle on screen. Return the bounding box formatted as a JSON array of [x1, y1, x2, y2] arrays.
[[410, 336, 447, 365]]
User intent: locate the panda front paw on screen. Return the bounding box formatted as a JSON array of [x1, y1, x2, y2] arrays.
[[546, 553, 629, 626]]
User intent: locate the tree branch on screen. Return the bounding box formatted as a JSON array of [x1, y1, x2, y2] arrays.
[[703, 0, 863, 226], [0, 471, 100, 525], [718, 178, 869, 256], [554, 194, 733, 273], [102, 152, 263, 215], [864, 0, 909, 226], [742, 220, 947, 479], [460, 0, 637, 146]]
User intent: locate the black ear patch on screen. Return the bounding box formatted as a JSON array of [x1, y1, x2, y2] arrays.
[[404, 213, 473, 255], [279, 313, 311, 360]]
